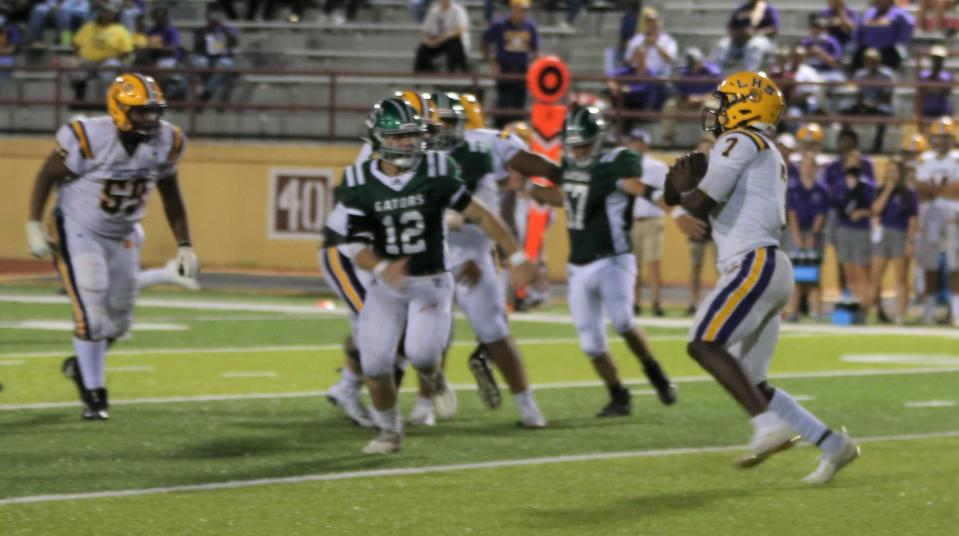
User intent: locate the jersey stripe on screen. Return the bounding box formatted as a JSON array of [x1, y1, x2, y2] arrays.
[[166, 126, 183, 162], [439, 153, 448, 175], [50, 213, 91, 340], [700, 248, 768, 341], [730, 129, 769, 151], [427, 152, 437, 177], [70, 121, 93, 159], [356, 164, 365, 185], [344, 166, 355, 187], [323, 246, 365, 314], [601, 147, 625, 163]]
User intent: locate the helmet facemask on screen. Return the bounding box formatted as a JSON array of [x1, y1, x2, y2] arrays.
[[701, 92, 728, 136], [564, 132, 603, 169], [374, 128, 426, 170], [433, 114, 465, 151], [125, 104, 166, 139]]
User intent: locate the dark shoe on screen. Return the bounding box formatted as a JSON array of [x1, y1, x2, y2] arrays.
[[876, 308, 892, 324], [596, 394, 631, 417], [685, 304, 697, 316], [63, 357, 105, 420], [652, 303, 665, 317], [468, 345, 501, 409], [633, 304, 641, 316], [643, 361, 678, 406]]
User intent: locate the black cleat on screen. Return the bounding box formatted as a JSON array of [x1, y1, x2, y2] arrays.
[[468, 345, 501, 409], [643, 361, 678, 406], [596, 394, 632, 417], [63, 357, 108, 420], [652, 303, 665, 317], [876, 307, 892, 324]]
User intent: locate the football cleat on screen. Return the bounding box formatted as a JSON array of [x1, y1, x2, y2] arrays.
[[423, 371, 457, 420], [736, 423, 800, 468], [518, 407, 547, 429], [62, 357, 105, 420], [468, 345, 502, 409], [326, 381, 374, 428], [362, 429, 403, 455], [597, 390, 631, 417], [643, 361, 678, 406], [801, 429, 861, 484], [163, 259, 200, 290], [408, 397, 436, 427]]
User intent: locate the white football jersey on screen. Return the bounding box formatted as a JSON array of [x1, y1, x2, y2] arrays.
[[698, 129, 788, 270], [354, 142, 374, 166], [917, 149, 959, 219], [55, 116, 186, 239], [465, 127, 527, 181], [632, 156, 668, 219]]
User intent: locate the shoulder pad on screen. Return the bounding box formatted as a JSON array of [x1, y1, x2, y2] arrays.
[[600, 146, 628, 164], [68, 120, 95, 159], [722, 129, 770, 152], [424, 151, 452, 177], [343, 162, 367, 187]]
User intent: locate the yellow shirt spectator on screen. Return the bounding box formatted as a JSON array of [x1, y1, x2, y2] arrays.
[[73, 22, 134, 63]]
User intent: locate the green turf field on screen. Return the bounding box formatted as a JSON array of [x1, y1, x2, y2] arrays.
[[1, 286, 957, 535]]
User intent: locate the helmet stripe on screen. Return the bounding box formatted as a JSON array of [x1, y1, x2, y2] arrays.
[[132, 73, 156, 103]]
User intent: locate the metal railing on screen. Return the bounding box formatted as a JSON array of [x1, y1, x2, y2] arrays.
[[0, 65, 954, 143]]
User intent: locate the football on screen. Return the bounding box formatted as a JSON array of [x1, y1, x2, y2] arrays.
[[667, 151, 709, 194]]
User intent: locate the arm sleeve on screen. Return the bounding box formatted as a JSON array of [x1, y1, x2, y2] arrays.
[[54, 122, 87, 175], [437, 157, 473, 212], [422, 9, 438, 34], [339, 188, 376, 245], [697, 132, 757, 204]]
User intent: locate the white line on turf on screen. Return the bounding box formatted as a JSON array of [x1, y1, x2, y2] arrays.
[[221, 371, 278, 379], [0, 320, 188, 332], [5, 294, 959, 338], [904, 400, 957, 408], [1, 367, 956, 412], [105, 366, 154, 372], [0, 360, 24, 366], [1, 430, 956, 506]]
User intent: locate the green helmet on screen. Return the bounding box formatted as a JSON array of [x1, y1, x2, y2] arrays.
[[366, 98, 427, 169], [430, 91, 466, 151], [563, 105, 605, 168]]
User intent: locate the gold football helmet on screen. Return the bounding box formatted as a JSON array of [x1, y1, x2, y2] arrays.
[[901, 132, 929, 154], [702, 71, 784, 135], [460, 92, 485, 129], [503, 121, 532, 145], [107, 73, 166, 137], [928, 116, 957, 137], [797, 123, 824, 144]]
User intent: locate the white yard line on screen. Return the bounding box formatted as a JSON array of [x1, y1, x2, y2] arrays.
[[221, 371, 278, 379], [2, 367, 956, 412], [904, 400, 957, 408], [1, 430, 956, 506], [5, 293, 959, 338], [105, 366, 154, 373]]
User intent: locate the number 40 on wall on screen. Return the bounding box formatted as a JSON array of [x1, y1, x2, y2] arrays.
[[268, 169, 335, 240]]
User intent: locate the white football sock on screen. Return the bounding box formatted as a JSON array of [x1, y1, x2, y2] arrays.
[[340, 367, 362, 390], [370, 406, 401, 433], [137, 268, 172, 289], [951, 295, 959, 321], [73, 337, 107, 390], [749, 410, 782, 433], [769, 389, 831, 448]]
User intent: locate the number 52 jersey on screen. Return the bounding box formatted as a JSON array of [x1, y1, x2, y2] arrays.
[[55, 116, 186, 240]]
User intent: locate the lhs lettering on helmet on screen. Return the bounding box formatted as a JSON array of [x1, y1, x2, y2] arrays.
[[374, 194, 426, 212]]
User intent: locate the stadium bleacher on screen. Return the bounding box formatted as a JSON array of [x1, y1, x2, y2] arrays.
[[0, 0, 954, 146]]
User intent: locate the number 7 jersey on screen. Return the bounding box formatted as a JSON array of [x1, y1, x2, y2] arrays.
[[55, 116, 186, 239], [339, 151, 473, 276]]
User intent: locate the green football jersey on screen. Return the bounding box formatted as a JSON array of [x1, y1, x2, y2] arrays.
[[559, 147, 643, 265], [338, 151, 472, 275], [449, 139, 494, 193]]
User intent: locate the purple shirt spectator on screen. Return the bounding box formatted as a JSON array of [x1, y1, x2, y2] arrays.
[[728, 1, 779, 34], [610, 64, 662, 110], [919, 68, 955, 117], [854, 5, 913, 50], [787, 180, 830, 231], [147, 23, 181, 60], [0, 21, 22, 55], [879, 188, 917, 231], [820, 6, 857, 45], [482, 17, 538, 72], [824, 156, 875, 192], [676, 62, 721, 98], [801, 34, 842, 72], [194, 17, 238, 58], [836, 179, 875, 229]]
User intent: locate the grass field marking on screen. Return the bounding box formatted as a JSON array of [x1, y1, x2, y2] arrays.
[[2, 367, 956, 412], [1, 429, 956, 507], [0, 360, 24, 366], [0, 320, 189, 332], [6, 294, 959, 340], [104, 366, 154, 373], [841, 354, 959, 366], [904, 400, 956, 408], [221, 371, 278, 379]]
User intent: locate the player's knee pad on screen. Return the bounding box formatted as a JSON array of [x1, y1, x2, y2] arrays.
[[358, 352, 394, 380], [106, 309, 133, 340], [578, 329, 607, 360], [610, 311, 635, 335], [404, 340, 444, 374]]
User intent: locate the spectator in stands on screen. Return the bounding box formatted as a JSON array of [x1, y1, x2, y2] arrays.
[[834, 151, 876, 311], [823, 128, 874, 294], [28, 0, 90, 44], [409, 0, 434, 23], [247, 0, 305, 22], [843, 48, 896, 152], [608, 48, 664, 122], [821, 0, 857, 48], [0, 14, 21, 91], [711, 17, 772, 75], [322, 0, 361, 25], [482, 0, 538, 127], [784, 153, 830, 322], [141, 6, 184, 99], [789, 46, 825, 116], [192, 3, 239, 102], [869, 156, 918, 324], [627, 129, 667, 317], [120, 0, 142, 32], [918, 45, 955, 118], [2, 1, 37, 25], [660, 47, 720, 145], [414, 0, 470, 73], [802, 14, 844, 82], [851, 0, 914, 71], [623, 7, 676, 77], [70, 0, 131, 102], [728, 0, 779, 37], [776, 132, 800, 187], [618, 0, 642, 59], [919, 0, 958, 34]]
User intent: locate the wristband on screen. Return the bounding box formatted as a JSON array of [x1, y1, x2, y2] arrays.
[[177, 240, 192, 248], [671, 207, 686, 218], [373, 260, 390, 277], [508, 251, 528, 267]]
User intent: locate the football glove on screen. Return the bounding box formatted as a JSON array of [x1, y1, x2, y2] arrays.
[[26, 220, 51, 258], [176, 245, 200, 280]]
